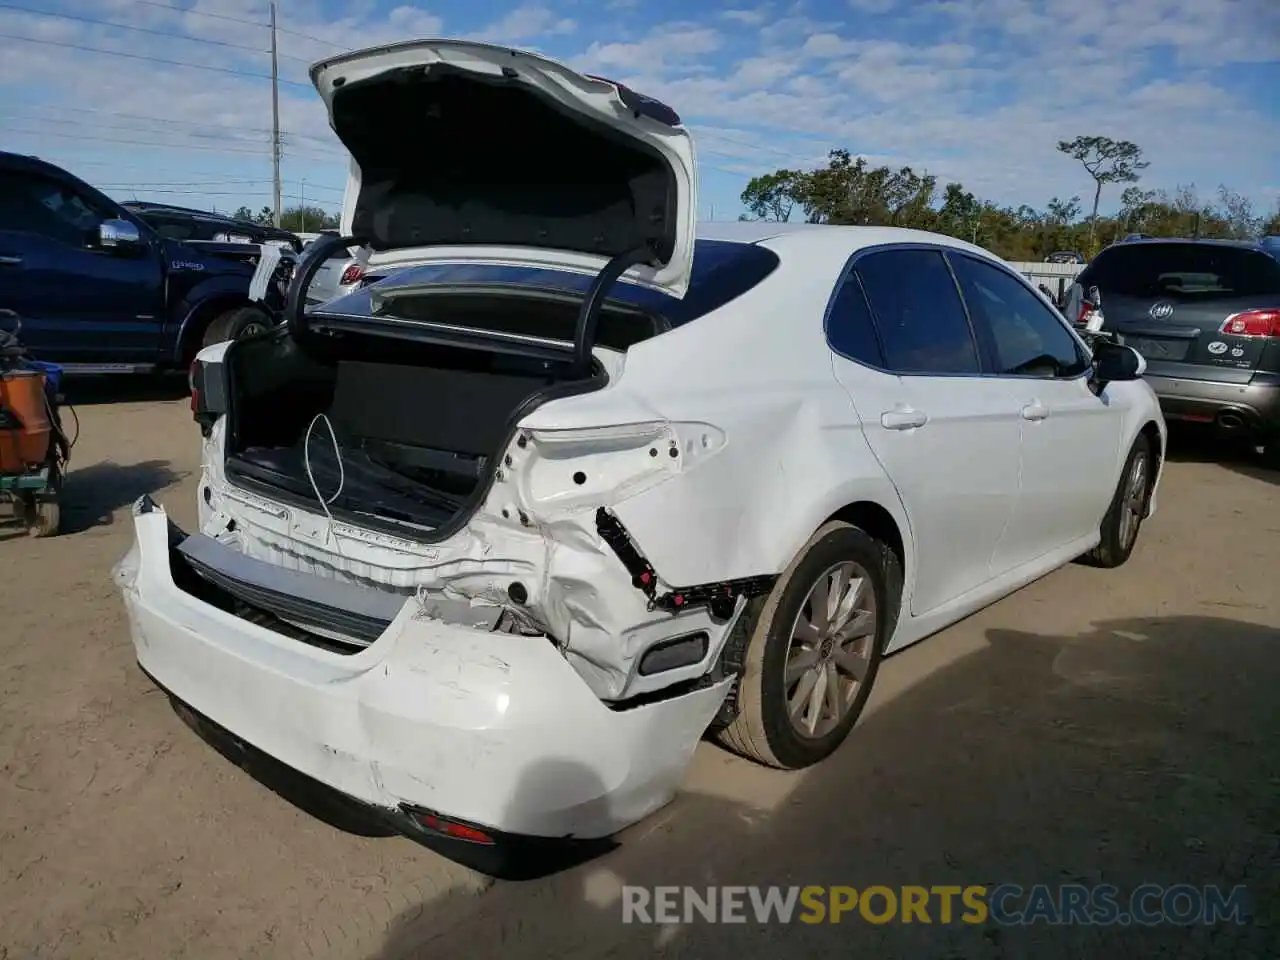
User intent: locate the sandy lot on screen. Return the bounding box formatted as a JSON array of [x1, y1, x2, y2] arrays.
[[1, 385, 1276, 960]]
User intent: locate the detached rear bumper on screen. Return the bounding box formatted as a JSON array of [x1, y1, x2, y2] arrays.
[[114, 499, 731, 843], [1144, 372, 1280, 435]]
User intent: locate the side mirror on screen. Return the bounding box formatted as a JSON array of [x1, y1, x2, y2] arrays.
[[1093, 342, 1146, 384], [98, 218, 143, 251]]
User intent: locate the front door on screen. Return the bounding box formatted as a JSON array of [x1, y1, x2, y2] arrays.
[[947, 251, 1123, 569], [0, 170, 163, 363], [826, 247, 1022, 616]]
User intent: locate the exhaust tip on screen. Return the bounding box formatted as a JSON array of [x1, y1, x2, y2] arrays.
[[1216, 412, 1247, 431]]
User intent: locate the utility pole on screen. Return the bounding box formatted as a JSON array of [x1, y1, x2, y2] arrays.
[[300, 179, 306, 232], [270, 1, 282, 227]]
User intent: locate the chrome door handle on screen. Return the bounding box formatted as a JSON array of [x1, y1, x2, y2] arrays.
[[1021, 401, 1049, 421], [881, 408, 928, 430], [0, 255, 23, 266]]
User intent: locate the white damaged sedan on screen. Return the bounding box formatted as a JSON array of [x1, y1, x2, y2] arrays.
[[114, 39, 1166, 864]]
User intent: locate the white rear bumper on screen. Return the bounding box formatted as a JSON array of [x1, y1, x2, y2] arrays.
[[114, 501, 732, 839]]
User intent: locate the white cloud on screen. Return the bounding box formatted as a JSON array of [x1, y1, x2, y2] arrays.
[[847, 0, 897, 13], [722, 8, 770, 26], [1, 0, 1275, 220], [469, 6, 576, 44]]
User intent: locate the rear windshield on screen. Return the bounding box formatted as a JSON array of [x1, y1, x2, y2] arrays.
[[1082, 243, 1280, 300], [366, 238, 781, 326]]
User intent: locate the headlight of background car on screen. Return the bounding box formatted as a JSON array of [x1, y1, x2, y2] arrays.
[[515, 420, 727, 516]]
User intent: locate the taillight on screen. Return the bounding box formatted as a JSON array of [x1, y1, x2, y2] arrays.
[[339, 263, 365, 286], [1221, 309, 1280, 337]]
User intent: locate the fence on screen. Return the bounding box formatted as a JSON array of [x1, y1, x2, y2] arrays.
[[1009, 261, 1085, 303]]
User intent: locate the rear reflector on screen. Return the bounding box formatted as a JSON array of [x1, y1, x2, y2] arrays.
[[404, 807, 495, 845], [1221, 309, 1280, 337]]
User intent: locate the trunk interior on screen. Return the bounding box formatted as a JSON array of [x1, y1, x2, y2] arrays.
[[222, 301, 638, 534], [225, 338, 583, 533]]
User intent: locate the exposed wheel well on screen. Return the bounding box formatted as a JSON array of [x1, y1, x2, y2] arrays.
[[177, 295, 252, 365], [1139, 419, 1163, 511], [1140, 420, 1163, 471], [825, 500, 905, 569]]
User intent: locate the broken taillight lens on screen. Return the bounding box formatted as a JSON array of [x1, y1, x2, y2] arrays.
[[517, 421, 726, 515], [339, 263, 365, 286]]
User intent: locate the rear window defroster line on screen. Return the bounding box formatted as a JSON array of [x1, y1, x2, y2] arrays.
[[594, 508, 775, 615]]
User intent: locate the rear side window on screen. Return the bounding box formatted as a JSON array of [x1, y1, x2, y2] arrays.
[[854, 249, 980, 375], [825, 271, 885, 367], [1082, 244, 1280, 300]]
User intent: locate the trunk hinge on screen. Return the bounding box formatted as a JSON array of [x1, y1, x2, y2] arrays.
[[595, 508, 775, 616], [572, 244, 658, 377], [286, 233, 366, 339]]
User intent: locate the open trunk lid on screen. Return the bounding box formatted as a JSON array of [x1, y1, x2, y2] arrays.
[[310, 40, 697, 299]]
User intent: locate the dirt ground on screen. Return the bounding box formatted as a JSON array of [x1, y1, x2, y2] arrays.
[[1, 383, 1276, 960]]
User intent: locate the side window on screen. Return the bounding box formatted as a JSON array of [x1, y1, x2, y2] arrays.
[[0, 173, 104, 246], [146, 217, 196, 241], [854, 249, 980, 375], [825, 270, 885, 367], [949, 254, 1088, 378]]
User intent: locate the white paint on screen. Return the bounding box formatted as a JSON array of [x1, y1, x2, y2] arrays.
[[117, 44, 1168, 842]]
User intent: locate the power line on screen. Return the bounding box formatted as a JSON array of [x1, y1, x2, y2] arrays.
[[125, 0, 267, 28], [124, 0, 348, 52], [0, 2, 269, 54], [0, 113, 268, 146], [3, 125, 270, 155], [10, 104, 338, 152], [0, 32, 311, 85], [96, 178, 345, 193]]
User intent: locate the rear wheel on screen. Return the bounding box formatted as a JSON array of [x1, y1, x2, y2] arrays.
[[202, 305, 272, 348], [716, 521, 894, 770], [1085, 433, 1152, 568]]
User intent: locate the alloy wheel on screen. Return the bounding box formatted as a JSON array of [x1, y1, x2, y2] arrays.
[[783, 561, 877, 739]]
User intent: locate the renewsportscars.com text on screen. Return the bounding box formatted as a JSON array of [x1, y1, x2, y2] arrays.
[[622, 884, 1252, 926]]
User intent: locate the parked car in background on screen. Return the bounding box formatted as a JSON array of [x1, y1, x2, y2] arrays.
[[115, 38, 1167, 871], [300, 229, 368, 307], [1062, 238, 1280, 464], [0, 152, 293, 373], [122, 202, 303, 253], [1045, 251, 1086, 264], [1259, 235, 1280, 261]]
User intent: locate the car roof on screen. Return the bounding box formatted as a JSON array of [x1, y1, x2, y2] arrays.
[[1109, 237, 1260, 250], [696, 220, 1000, 260]]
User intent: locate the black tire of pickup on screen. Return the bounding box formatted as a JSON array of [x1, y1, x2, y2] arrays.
[[202, 305, 272, 348]]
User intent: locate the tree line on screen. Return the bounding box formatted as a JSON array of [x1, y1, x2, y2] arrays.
[[740, 136, 1280, 262], [231, 205, 341, 233]]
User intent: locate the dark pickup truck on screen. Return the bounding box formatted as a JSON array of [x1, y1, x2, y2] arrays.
[[0, 151, 293, 374]]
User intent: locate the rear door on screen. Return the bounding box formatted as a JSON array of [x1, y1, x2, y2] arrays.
[[1082, 243, 1280, 383], [827, 246, 1022, 616]]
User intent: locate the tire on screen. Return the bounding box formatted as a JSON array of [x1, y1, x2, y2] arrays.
[[716, 521, 896, 770], [202, 305, 271, 348], [1084, 433, 1153, 569]]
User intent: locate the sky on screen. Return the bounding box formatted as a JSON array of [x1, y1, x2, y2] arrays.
[[1, 0, 1277, 226]]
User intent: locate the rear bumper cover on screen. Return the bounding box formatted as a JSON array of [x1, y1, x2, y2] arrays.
[[1143, 373, 1280, 433], [114, 500, 732, 841]]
